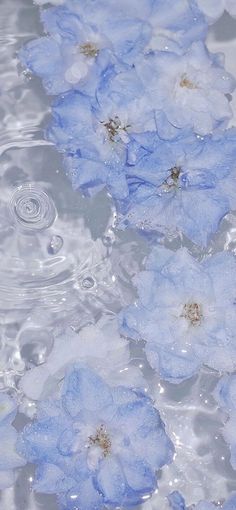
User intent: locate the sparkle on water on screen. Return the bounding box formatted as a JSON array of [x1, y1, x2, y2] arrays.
[[0, 2, 236, 510]]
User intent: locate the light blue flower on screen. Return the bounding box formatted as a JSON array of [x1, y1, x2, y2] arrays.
[[47, 68, 157, 197], [0, 394, 26, 490], [196, 0, 236, 23], [168, 491, 236, 510], [117, 128, 236, 246], [214, 375, 236, 470], [20, 6, 119, 96], [120, 247, 236, 383], [17, 365, 174, 510], [135, 41, 235, 138]]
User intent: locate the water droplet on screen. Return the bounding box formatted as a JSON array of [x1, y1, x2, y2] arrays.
[[47, 235, 63, 255], [19, 328, 54, 367], [10, 184, 57, 233], [81, 276, 95, 290]]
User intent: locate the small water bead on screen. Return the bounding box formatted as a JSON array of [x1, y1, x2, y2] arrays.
[[10, 184, 57, 233], [19, 328, 54, 367], [81, 276, 96, 290], [47, 235, 63, 255]]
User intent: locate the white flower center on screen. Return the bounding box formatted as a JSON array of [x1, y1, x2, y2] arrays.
[[179, 73, 198, 89], [182, 302, 202, 326], [88, 424, 111, 457], [79, 42, 99, 58], [102, 116, 131, 143]]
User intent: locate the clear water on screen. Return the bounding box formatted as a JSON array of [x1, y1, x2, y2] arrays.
[[0, 2, 236, 509]]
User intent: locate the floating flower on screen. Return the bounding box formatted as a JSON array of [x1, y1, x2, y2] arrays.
[[120, 247, 236, 383], [168, 491, 236, 510], [135, 42, 235, 137], [196, 0, 236, 24], [20, 316, 145, 401], [20, 6, 116, 96], [214, 375, 236, 470], [47, 68, 157, 197], [17, 365, 174, 510], [0, 394, 26, 489], [118, 128, 236, 246]]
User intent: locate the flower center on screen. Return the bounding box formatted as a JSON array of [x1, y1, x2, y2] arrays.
[[88, 424, 111, 457], [180, 73, 198, 89], [80, 42, 99, 58], [102, 116, 131, 142], [162, 166, 181, 191], [182, 302, 202, 326]]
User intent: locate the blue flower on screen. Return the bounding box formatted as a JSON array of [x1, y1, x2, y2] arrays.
[[47, 68, 157, 197], [196, 0, 236, 23], [17, 365, 174, 510], [120, 247, 236, 383], [168, 491, 236, 510], [214, 375, 236, 470], [0, 394, 26, 490], [135, 42, 235, 138], [20, 6, 119, 96], [117, 128, 236, 246]]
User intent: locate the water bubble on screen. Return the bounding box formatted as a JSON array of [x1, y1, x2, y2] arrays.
[[81, 276, 96, 290], [19, 328, 54, 367], [47, 235, 63, 255], [10, 183, 57, 233]]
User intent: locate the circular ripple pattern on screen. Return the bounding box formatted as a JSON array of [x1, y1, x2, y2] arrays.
[[10, 183, 57, 232]]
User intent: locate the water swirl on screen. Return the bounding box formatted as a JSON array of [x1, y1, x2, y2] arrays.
[[10, 183, 57, 232]]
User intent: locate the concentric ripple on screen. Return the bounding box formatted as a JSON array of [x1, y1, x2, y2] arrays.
[[9, 183, 57, 232]]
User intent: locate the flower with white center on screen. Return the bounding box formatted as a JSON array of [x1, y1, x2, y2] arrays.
[[214, 375, 236, 470], [17, 365, 174, 510], [196, 0, 236, 23], [47, 68, 156, 198], [19, 316, 146, 401], [136, 41, 235, 137], [168, 491, 236, 510], [20, 6, 111, 96], [0, 394, 26, 489], [117, 128, 236, 246], [120, 247, 236, 383]]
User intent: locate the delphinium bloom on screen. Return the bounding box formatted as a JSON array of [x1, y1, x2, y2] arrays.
[[21, 0, 207, 96], [118, 128, 236, 246], [120, 247, 236, 383], [196, 0, 236, 23], [20, 5, 119, 96], [47, 68, 157, 197], [17, 365, 174, 510], [168, 491, 236, 510], [214, 375, 236, 470], [135, 41, 235, 137], [20, 316, 145, 401], [0, 394, 26, 489]]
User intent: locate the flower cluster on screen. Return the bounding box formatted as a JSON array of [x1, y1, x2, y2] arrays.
[[214, 375, 236, 470], [18, 1, 236, 509], [20, 0, 236, 247], [17, 365, 174, 510], [168, 491, 236, 510], [120, 247, 236, 383]]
